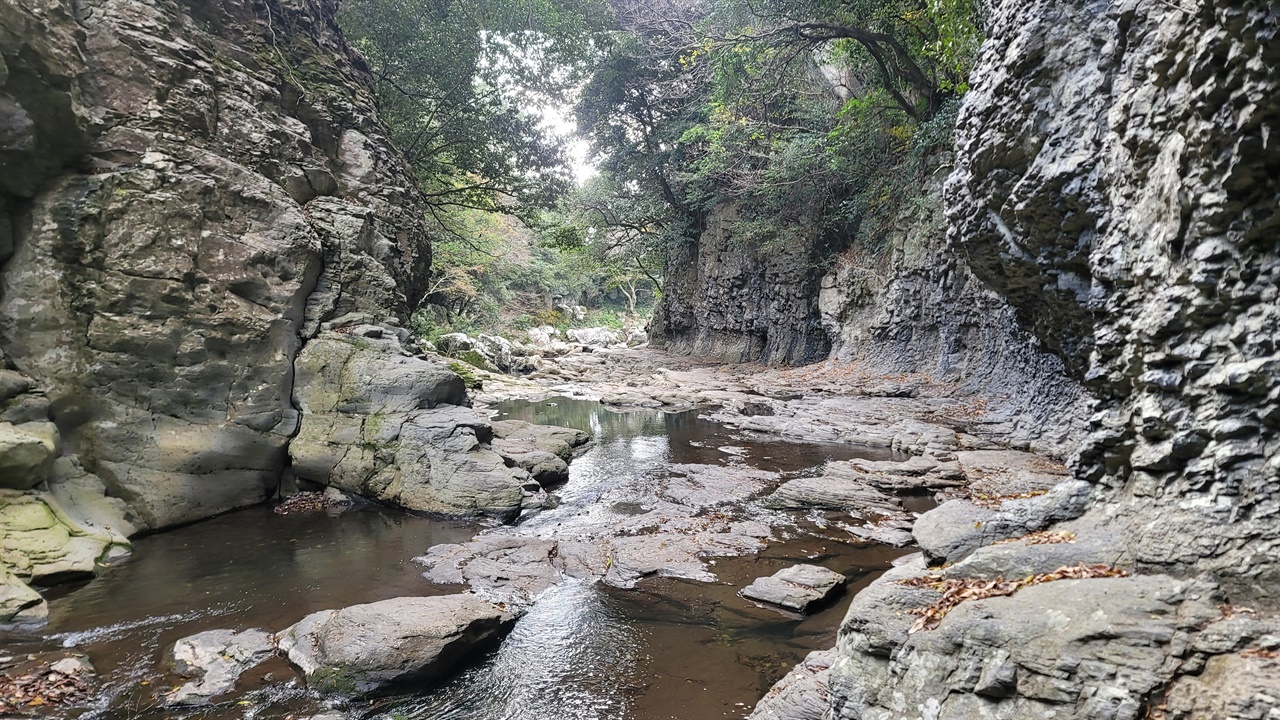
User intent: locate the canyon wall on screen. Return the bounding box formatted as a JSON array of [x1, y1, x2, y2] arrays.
[[652, 177, 1088, 455], [651, 204, 837, 366], [0, 0, 544, 619], [826, 0, 1280, 717]]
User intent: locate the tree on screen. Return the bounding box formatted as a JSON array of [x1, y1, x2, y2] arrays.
[[577, 0, 981, 259], [339, 0, 609, 229]]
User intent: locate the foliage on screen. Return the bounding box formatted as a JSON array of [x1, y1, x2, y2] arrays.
[[447, 361, 484, 390], [897, 564, 1128, 634], [577, 0, 981, 267], [338, 0, 609, 225]]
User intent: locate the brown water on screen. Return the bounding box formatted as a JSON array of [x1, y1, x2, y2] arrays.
[[1, 398, 913, 720]]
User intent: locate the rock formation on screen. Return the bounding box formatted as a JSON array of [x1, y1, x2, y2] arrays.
[[652, 204, 837, 365], [822, 0, 1280, 718], [0, 0, 580, 619], [0, 0, 431, 533]]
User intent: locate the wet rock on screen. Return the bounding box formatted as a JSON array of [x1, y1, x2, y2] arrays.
[[0, 567, 45, 623], [48, 656, 94, 677], [747, 649, 836, 720], [764, 463, 905, 518], [416, 463, 776, 604], [0, 422, 58, 490], [167, 628, 275, 706], [740, 564, 846, 613], [490, 420, 591, 461], [277, 595, 515, 696]]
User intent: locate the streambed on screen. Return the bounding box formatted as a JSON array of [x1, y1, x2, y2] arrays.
[[2, 399, 912, 720]]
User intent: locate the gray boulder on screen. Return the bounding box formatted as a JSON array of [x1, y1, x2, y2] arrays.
[[167, 628, 275, 706], [277, 595, 515, 696], [290, 332, 535, 517], [0, 422, 58, 490], [741, 564, 846, 613], [566, 327, 621, 347]]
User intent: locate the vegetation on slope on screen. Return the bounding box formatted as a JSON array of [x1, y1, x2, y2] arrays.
[[337, 0, 982, 343]]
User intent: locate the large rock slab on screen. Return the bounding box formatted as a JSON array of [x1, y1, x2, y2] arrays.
[[167, 628, 275, 706], [290, 332, 537, 517], [911, 481, 1092, 565], [764, 462, 906, 518], [740, 564, 846, 613], [277, 595, 515, 696]]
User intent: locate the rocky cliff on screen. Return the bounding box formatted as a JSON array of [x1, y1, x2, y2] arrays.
[[654, 175, 1087, 455], [825, 0, 1280, 717], [818, 173, 1088, 456], [651, 204, 837, 366], [0, 0, 547, 621]]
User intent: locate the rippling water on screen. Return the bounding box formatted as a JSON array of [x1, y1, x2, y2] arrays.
[[1, 398, 909, 720], [390, 580, 642, 720]]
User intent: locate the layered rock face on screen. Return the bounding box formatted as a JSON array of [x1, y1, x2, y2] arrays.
[[0, 0, 429, 530], [652, 205, 836, 365], [0, 0, 593, 623], [819, 177, 1087, 455], [827, 0, 1280, 718]]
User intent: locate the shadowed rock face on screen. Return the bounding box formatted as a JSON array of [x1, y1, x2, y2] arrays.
[[949, 0, 1279, 601], [0, 0, 432, 530], [823, 0, 1280, 718], [652, 204, 836, 366]]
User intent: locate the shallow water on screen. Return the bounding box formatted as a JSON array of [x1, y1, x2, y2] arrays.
[[376, 399, 909, 720], [2, 398, 912, 720]]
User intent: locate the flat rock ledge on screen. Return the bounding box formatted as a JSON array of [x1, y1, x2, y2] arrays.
[[277, 595, 516, 696], [740, 564, 846, 613], [167, 629, 275, 706]]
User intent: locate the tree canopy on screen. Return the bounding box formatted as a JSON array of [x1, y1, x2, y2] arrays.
[[339, 0, 609, 229], [337, 0, 981, 335]]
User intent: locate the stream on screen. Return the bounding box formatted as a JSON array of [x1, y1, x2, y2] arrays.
[[2, 398, 912, 720]]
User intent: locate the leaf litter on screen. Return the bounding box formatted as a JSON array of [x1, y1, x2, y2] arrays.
[[897, 563, 1129, 633]]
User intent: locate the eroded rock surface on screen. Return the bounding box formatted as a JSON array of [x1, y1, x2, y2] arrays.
[[0, 0, 431, 532], [167, 628, 275, 706], [277, 595, 515, 696], [823, 0, 1280, 718]]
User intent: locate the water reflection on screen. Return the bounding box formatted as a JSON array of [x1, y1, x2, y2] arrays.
[[392, 581, 641, 720]]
